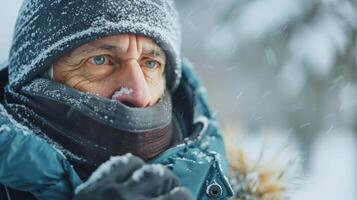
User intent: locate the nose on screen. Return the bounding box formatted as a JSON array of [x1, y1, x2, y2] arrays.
[[113, 59, 152, 107]]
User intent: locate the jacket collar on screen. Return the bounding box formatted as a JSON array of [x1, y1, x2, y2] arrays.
[[152, 59, 234, 199]]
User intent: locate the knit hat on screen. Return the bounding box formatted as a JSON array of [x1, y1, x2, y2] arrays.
[[8, 0, 181, 92]]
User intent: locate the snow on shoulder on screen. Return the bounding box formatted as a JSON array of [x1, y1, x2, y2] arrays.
[[0, 104, 32, 135]]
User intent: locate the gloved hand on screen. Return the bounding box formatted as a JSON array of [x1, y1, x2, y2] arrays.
[[74, 154, 194, 200]]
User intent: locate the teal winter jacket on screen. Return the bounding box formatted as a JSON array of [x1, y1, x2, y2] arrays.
[[0, 59, 233, 200]]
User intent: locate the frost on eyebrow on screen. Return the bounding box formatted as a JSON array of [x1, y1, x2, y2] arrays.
[[71, 42, 165, 59], [142, 44, 166, 60], [69, 45, 117, 57]]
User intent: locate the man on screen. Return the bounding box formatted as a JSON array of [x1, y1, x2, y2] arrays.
[[0, 0, 233, 199]]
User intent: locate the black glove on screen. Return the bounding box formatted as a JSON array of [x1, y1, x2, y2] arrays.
[[74, 154, 194, 200]]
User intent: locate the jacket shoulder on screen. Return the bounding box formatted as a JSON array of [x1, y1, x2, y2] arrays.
[[0, 104, 82, 200], [0, 104, 31, 135]]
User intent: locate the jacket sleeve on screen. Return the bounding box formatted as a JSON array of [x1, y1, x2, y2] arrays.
[[0, 104, 82, 200]]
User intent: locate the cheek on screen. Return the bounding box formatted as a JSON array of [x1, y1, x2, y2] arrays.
[[90, 78, 120, 97], [71, 77, 117, 98], [83, 65, 115, 78], [148, 76, 165, 100]]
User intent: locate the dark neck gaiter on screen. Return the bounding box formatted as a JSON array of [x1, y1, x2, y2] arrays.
[[5, 79, 177, 179]]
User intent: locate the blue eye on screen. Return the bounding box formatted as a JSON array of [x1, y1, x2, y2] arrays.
[[89, 55, 110, 65], [145, 60, 159, 69]]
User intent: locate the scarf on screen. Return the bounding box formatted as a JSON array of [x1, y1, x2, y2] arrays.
[[5, 78, 180, 179]]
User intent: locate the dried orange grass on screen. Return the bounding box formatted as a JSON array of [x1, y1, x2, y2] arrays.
[[224, 124, 298, 200]]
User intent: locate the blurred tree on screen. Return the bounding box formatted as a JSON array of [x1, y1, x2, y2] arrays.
[[175, 0, 357, 168]]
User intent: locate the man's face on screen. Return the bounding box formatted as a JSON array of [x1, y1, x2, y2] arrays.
[[54, 34, 166, 108]]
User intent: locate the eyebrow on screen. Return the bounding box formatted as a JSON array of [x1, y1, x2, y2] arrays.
[[142, 46, 165, 59], [73, 45, 124, 56], [72, 44, 165, 60], [97, 44, 120, 51]]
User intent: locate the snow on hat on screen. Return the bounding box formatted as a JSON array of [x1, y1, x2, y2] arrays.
[[9, 0, 181, 92]]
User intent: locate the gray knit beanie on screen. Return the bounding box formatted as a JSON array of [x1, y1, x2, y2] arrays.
[[8, 0, 181, 92]]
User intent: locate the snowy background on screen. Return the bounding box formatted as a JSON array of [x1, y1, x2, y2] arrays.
[[1, 0, 357, 199]]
